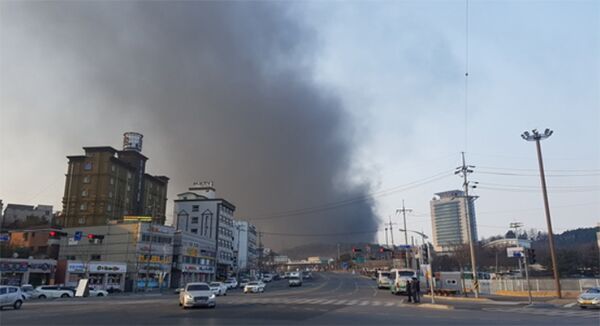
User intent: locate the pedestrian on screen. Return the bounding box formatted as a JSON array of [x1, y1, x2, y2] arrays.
[[406, 279, 412, 303], [411, 277, 420, 303]]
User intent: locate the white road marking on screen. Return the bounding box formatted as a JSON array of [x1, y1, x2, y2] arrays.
[[345, 300, 358, 306], [563, 302, 577, 308], [359, 301, 370, 306], [334, 300, 348, 305], [371, 301, 382, 306]]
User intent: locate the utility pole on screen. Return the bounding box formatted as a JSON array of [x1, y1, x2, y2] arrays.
[[510, 222, 524, 277], [387, 216, 397, 246], [144, 206, 156, 292], [396, 200, 412, 247], [455, 152, 479, 298], [258, 231, 263, 273], [384, 228, 389, 247], [521, 128, 561, 298]]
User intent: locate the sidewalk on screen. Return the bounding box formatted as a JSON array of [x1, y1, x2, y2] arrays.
[[422, 293, 577, 309]]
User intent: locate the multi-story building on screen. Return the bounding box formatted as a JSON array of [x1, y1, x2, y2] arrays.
[[7, 226, 63, 259], [233, 220, 258, 273], [56, 221, 175, 291], [1, 204, 53, 229], [59, 132, 168, 228], [430, 190, 478, 253], [173, 182, 236, 279], [171, 231, 216, 287]]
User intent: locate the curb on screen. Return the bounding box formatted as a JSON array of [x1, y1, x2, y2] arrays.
[[416, 303, 454, 310], [422, 295, 493, 303]]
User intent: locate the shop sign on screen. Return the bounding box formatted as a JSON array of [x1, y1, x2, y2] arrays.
[[186, 247, 198, 257], [0, 261, 28, 272], [182, 264, 214, 273], [68, 262, 86, 273], [89, 263, 127, 273], [28, 262, 55, 273]]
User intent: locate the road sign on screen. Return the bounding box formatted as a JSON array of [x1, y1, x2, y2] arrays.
[[507, 247, 524, 258], [68, 238, 79, 246], [0, 233, 10, 242], [398, 245, 411, 249], [74, 231, 82, 241]]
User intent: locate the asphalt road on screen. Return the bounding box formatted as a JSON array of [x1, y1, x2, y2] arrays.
[[1, 272, 598, 325]]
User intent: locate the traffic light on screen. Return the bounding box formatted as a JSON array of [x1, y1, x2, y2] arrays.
[[48, 231, 67, 238], [87, 234, 105, 243], [421, 244, 429, 264], [527, 249, 536, 264]]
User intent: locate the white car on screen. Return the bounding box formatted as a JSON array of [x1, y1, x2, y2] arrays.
[[179, 283, 216, 309], [20, 284, 34, 300], [288, 276, 302, 287], [223, 278, 238, 289], [578, 287, 600, 309], [89, 288, 109, 297], [209, 282, 228, 296], [0, 286, 24, 310], [262, 274, 273, 283], [33, 285, 74, 299], [244, 281, 266, 293]]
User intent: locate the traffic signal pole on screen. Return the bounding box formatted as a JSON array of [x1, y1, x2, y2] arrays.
[[523, 250, 533, 305]]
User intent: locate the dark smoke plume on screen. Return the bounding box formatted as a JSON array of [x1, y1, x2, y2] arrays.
[[1, 1, 377, 249]]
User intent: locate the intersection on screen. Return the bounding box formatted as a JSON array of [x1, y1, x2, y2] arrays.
[[1, 272, 597, 325]]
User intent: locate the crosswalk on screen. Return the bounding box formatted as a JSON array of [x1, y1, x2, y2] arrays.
[[483, 307, 600, 320], [223, 296, 408, 308]]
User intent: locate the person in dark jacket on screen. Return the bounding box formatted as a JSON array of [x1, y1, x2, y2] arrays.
[[406, 279, 413, 303], [411, 277, 420, 303]]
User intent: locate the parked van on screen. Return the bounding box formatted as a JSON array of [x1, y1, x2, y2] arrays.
[[389, 269, 417, 295]]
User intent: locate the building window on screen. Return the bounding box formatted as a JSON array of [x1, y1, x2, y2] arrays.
[[84, 162, 93, 171], [192, 205, 199, 212], [110, 178, 114, 185], [80, 203, 87, 211], [81, 190, 88, 197], [91, 254, 101, 261], [111, 164, 116, 172], [66, 255, 76, 260], [191, 229, 198, 234], [108, 191, 113, 198], [191, 217, 198, 224], [78, 217, 85, 224], [127, 172, 132, 179], [83, 176, 90, 183], [107, 204, 112, 212]]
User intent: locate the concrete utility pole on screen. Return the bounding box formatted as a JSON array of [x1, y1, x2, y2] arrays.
[[384, 228, 389, 247], [386, 216, 397, 246], [258, 231, 263, 273], [396, 200, 413, 246], [455, 152, 479, 298], [521, 128, 561, 298]]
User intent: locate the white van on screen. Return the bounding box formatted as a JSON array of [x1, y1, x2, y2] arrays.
[[389, 269, 417, 295], [377, 271, 392, 289]]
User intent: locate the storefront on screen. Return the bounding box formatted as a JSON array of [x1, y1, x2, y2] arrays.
[[173, 263, 215, 287], [0, 258, 56, 286], [59, 261, 127, 291]]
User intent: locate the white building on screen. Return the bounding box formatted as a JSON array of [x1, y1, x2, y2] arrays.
[[2, 204, 53, 228], [173, 182, 236, 279], [233, 220, 258, 273], [430, 190, 478, 253]]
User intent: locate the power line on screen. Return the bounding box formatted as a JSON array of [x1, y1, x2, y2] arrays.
[[247, 170, 453, 221], [476, 171, 600, 177]]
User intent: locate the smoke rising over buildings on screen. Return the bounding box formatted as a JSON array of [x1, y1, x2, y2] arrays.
[[1, 2, 377, 249]]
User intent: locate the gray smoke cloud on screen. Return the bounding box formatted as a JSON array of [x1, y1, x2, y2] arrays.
[[1, 1, 377, 249]]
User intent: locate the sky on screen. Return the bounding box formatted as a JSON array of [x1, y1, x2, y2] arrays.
[[1, 1, 598, 249]]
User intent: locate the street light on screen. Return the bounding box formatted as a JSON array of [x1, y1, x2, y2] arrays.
[[521, 128, 561, 298]]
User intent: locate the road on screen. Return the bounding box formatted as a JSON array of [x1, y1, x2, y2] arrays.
[[1, 272, 598, 325]]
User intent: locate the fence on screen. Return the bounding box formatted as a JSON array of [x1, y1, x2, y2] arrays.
[[469, 278, 600, 295]]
